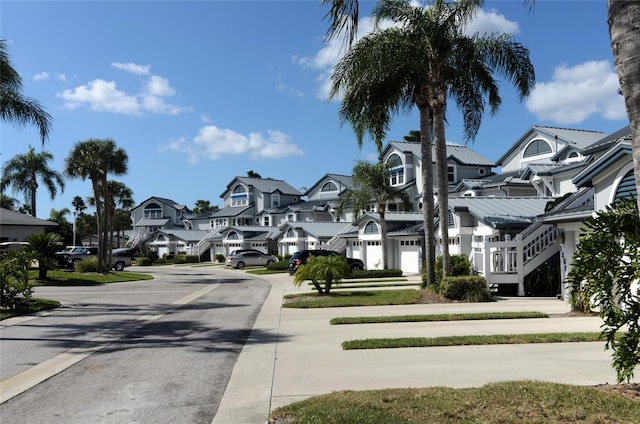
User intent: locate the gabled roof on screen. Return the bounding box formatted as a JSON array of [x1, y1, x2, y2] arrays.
[[354, 212, 423, 225], [279, 221, 355, 239], [220, 177, 303, 198], [133, 196, 189, 212], [383, 141, 495, 166], [134, 217, 170, 227], [572, 140, 632, 188], [521, 162, 588, 179], [209, 226, 282, 241], [496, 125, 606, 166], [0, 208, 57, 226], [258, 199, 334, 215], [304, 173, 354, 196], [447, 197, 554, 229]]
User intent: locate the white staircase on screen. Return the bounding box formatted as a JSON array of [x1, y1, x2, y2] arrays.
[[479, 223, 559, 295]]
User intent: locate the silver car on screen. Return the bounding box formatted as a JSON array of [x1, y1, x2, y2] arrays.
[[226, 251, 277, 269]]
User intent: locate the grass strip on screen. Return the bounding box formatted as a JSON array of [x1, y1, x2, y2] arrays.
[[284, 289, 421, 308], [0, 298, 61, 320], [342, 332, 606, 350], [31, 270, 153, 285], [269, 381, 640, 424], [331, 311, 549, 325]]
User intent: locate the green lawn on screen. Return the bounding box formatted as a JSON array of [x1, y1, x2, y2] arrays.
[[269, 381, 640, 424], [283, 289, 422, 308], [330, 311, 549, 325]]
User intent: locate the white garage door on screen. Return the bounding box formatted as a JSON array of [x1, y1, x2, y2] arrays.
[[400, 240, 420, 274], [365, 242, 383, 270]]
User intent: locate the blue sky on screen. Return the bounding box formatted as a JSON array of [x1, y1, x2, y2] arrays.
[[0, 0, 629, 219]]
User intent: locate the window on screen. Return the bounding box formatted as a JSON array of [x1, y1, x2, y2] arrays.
[[321, 181, 338, 192], [272, 193, 280, 208], [264, 216, 270, 226], [387, 154, 404, 185], [227, 231, 239, 240], [156, 234, 166, 241], [144, 202, 162, 218], [448, 166, 455, 183], [231, 185, 248, 206], [448, 210, 455, 228], [614, 169, 637, 202], [364, 221, 379, 234], [286, 228, 296, 238], [523, 139, 552, 158]]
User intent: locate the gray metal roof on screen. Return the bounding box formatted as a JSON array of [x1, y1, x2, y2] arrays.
[[221, 177, 303, 197], [133, 196, 188, 211], [135, 218, 170, 226], [0, 208, 57, 226], [279, 221, 354, 239], [581, 125, 631, 155], [385, 141, 495, 166], [209, 226, 282, 241], [539, 186, 594, 223], [211, 205, 254, 218], [448, 197, 554, 228], [156, 229, 209, 242]]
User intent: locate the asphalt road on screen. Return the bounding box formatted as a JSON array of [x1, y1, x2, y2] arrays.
[[0, 265, 271, 424]]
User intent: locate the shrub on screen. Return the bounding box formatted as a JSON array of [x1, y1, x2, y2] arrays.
[[185, 255, 199, 263], [440, 276, 492, 302], [0, 249, 35, 308], [349, 269, 403, 279], [215, 253, 225, 263], [75, 257, 98, 273], [284, 253, 292, 261], [137, 257, 153, 266], [267, 260, 289, 271], [293, 255, 351, 295], [435, 254, 471, 285], [172, 256, 186, 264], [164, 254, 175, 261]]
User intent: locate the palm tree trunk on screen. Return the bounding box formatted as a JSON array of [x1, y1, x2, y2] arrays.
[[379, 209, 389, 270], [419, 105, 436, 286], [433, 105, 450, 279], [91, 180, 104, 272], [608, 0, 640, 214]]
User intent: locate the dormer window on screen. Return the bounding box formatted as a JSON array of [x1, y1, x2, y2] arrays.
[[144, 202, 162, 218], [231, 184, 248, 206], [523, 139, 553, 158], [321, 181, 338, 192], [387, 154, 404, 186], [272, 193, 280, 208], [364, 221, 380, 234]]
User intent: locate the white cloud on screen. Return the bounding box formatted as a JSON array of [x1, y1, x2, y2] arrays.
[[463, 9, 520, 36], [57, 66, 189, 115], [57, 79, 141, 114], [111, 62, 151, 75], [526, 60, 626, 124], [34, 72, 49, 81], [162, 125, 304, 163], [275, 75, 305, 98], [56, 73, 68, 83]]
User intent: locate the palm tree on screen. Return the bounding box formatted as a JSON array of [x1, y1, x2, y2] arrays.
[[48, 208, 73, 245], [105, 180, 133, 251], [0, 145, 65, 217], [71, 195, 87, 245], [193, 199, 218, 214], [608, 1, 640, 215], [26, 232, 63, 280], [338, 160, 413, 269], [293, 255, 351, 295], [0, 39, 52, 144], [64, 139, 128, 272], [0, 194, 18, 210], [330, 0, 534, 285]]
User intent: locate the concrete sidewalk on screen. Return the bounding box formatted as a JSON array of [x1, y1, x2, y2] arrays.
[[212, 273, 626, 424]]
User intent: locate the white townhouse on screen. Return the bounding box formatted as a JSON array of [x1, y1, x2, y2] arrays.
[[128, 197, 192, 249], [540, 125, 633, 299]]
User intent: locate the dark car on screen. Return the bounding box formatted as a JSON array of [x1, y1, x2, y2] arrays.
[[288, 250, 364, 275]]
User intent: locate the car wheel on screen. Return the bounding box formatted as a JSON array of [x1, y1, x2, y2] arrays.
[[114, 261, 125, 271], [236, 261, 245, 269], [351, 264, 363, 272], [266, 260, 274, 266]]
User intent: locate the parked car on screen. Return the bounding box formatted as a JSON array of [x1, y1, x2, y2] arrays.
[[227, 248, 264, 257], [288, 250, 365, 275], [56, 246, 132, 271], [112, 247, 140, 258], [226, 251, 277, 269]]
